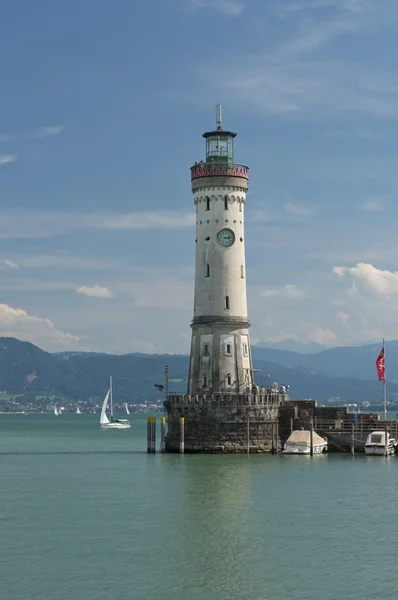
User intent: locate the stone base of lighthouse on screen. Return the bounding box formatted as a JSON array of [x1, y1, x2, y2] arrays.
[[164, 393, 284, 453]]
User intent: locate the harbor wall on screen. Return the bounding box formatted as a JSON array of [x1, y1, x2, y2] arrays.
[[164, 393, 283, 453]]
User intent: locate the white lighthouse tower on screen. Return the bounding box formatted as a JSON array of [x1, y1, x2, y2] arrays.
[[188, 106, 254, 395]]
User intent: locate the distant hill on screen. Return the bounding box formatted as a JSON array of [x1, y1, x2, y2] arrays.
[[254, 340, 329, 354], [252, 341, 398, 383], [0, 337, 396, 405]]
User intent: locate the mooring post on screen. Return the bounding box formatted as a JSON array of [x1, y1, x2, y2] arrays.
[[160, 416, 166, 453], [385, 423, 388, 458], [275, 418, 279, 454], [310, 419, 314, 457], [290, 417, 293, 434], [147, 417, 151, 453], [179, 417, 185, 454], [151, 416, 157, 453], [271, 422, 275, 454], [351, 421, 355, 456], [247, 416, 250, 455]]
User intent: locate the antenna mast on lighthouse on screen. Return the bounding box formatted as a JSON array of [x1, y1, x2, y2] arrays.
[[216, 104, 222, 129]]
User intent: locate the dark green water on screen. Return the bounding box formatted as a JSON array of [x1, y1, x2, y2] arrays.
[[1, 414, 398, 600]]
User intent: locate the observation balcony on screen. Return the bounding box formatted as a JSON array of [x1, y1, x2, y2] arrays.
[[191, 162, 249, 182]]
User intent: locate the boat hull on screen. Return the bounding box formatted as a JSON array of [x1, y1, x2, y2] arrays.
[[283, 443, 327, 455], [364, 444, 395, 455], [101, 423, 131, 430]]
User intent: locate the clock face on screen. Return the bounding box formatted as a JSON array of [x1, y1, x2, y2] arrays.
[[217, 228, 235, 247]]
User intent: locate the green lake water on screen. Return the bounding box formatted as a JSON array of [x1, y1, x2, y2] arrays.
[[1, 413, 398, 600]]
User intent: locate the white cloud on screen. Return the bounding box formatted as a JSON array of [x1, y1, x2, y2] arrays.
[[333, 262, 398, 296], [272, 17, 357, 60], [284, 202, 313, 216], [76, 284, 115, 298], [261, 284, 303, 298], [337, 310, 351, 322], [248, 208, 272, 222], [361, 198, 385, 212], [1, 254, 117, 270], [0, 155, 16, 165], [190, 0, 244, 15], [307, 327, 338, 344], [0, 126, 64, 144], [0, 210, 196, 239], [273, 0, 367, 18], [2, 259, 19, 269], [0, 303, 79, 351], [30, 125, 65, 139], [190, 1, 398, 117]]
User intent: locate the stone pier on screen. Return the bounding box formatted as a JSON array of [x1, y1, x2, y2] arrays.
[[164, 393, 284, 453]]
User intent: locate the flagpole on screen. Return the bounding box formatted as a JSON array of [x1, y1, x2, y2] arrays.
[[383, 338, 387, 422]]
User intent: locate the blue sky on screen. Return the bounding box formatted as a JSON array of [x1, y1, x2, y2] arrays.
[[1, 0, 398, 353]]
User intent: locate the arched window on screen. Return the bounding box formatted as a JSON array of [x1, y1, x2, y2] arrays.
[[206, 264, 210, 277], [203, 375, 207, 388], [224, 195, 229, 210], [225, 296, 230, 309], [206, 196, 210, 211], [227, 374, 232, 386]]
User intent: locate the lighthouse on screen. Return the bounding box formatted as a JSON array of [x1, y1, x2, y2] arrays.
[[164, 107, 282, 454], [188, 106, 254, 395]]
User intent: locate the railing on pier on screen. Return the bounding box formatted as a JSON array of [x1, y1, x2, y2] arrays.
[[310, 416, 398, 438]]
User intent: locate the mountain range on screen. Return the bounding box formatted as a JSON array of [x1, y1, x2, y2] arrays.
[[0, 337, 396, 407]]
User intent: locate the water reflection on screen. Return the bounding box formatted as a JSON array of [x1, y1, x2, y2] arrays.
[[173, 456, 269, 600]]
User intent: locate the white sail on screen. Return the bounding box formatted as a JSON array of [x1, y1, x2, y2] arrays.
[[100, 389, 111, 425], [124, 402, 130, 415], [76, 407, 81, 415], [54, 406, 59, 416]]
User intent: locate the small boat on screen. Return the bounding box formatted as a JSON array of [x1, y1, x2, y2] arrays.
[[283, 430, 328, 455], [76, 406, 82, 415], [124, 402, 130, 415], [364, 431, 396, 455], [53, 406, 59, 416], [100, 376, 131, 430]]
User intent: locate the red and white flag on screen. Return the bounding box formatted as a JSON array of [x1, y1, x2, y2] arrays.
[[376, 347, 385, 381]]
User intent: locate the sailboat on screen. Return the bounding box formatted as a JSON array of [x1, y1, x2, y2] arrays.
[[100, 376, 131, 430], [124, 402, 130, 415], [54, 406, 59, 416], [76, 406, 82, 415]]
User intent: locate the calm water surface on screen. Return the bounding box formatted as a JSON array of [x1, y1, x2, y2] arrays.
[[1, 413, 398, 600]]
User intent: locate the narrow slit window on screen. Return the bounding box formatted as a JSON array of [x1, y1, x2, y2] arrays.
[[225, 296, 230, 309], [239, 202, 242, 212], [226, 344, 231, 354], [241, 265, 244, 279], [204, 344, 208, 355], [203, 375, 207, 388], [206, 264, 210, 277], [227, 374, 232, 386], [244, 344, 248, 356], [206, 196, 210, 211], [224, 196, 229, 210]]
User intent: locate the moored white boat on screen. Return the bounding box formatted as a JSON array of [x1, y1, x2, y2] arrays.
[[364, 430, 396, 455], [283, 430, 328, 455], [76, 406, 82, 415], [100, 377, 131, 430]]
